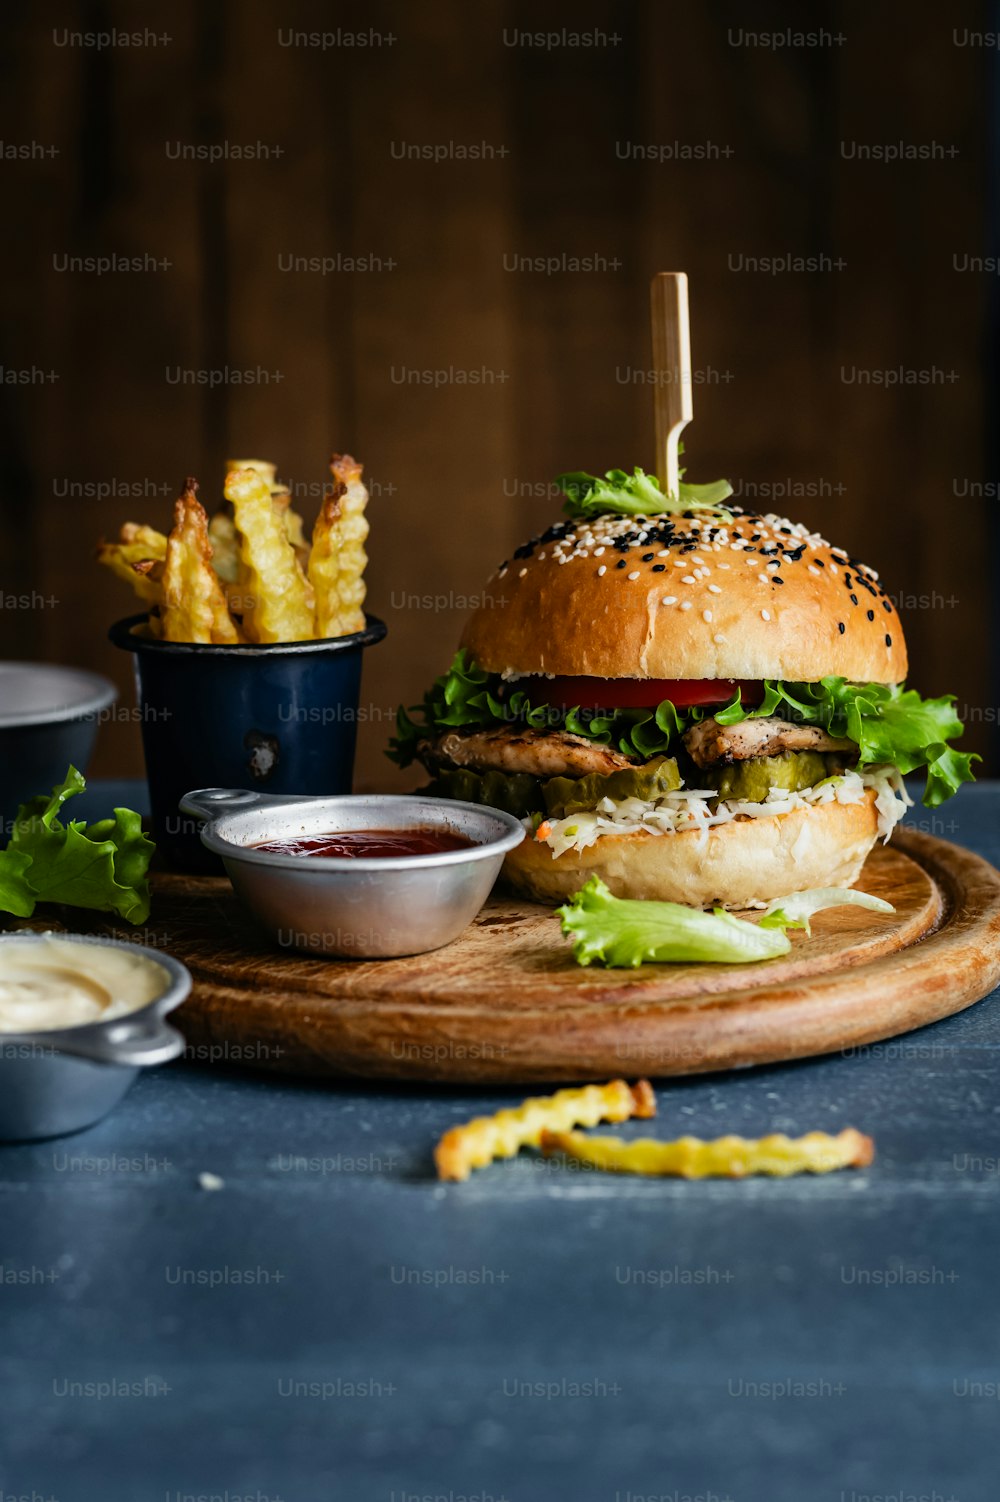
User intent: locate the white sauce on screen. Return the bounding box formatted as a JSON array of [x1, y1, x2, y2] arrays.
[[0, 937, 168, 1032]]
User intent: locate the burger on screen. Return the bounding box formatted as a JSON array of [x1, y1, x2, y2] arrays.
[[390, 466, 975, 908]]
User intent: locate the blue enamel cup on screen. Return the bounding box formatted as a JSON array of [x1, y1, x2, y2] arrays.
[[109, 612, 387, 870]]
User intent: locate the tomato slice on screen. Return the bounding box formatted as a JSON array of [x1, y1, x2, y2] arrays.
[[519, 676, 763, 712]]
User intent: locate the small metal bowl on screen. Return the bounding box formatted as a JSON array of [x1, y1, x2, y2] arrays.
[[179, 788, 526, 958], [0, 933, 189, 1142]]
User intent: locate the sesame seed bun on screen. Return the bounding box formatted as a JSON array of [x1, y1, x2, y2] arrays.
[[503, 790, 881, 909], [460, 508, 907, 684]]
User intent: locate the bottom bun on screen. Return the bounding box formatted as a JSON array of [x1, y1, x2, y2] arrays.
[[502, 791, 881, 908]]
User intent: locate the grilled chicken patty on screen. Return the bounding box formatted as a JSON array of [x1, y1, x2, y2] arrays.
[[420, 727, 635, 779], [683, 715, 856, 769]]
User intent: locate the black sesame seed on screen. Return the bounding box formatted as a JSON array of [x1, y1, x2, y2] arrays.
[[885, 633, 892, 647], [867, 609, 874, 621], [750, 534, 761, 542], [642, 552, 654, 562], [650, 564, 664, 572], [815, 559, 825, 568], [616, 559, 627, 569], [773, 576, 784, 585], [779, 526, 792, 535], [838, 622, 846, 635], [883, 600, 892, 612], [850, 593, 858, 605]]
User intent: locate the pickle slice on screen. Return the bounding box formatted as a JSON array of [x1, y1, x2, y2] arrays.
[[701, 751, 827, 801], [430, 767, 545, 819], [543, 757, 681, 819]]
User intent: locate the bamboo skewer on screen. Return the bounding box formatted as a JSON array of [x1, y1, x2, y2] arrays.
[[650, 271, 693, 499]]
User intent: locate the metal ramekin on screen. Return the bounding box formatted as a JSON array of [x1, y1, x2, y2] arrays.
[[0, 933, 189, 1141], [179, 788, 526, 958]]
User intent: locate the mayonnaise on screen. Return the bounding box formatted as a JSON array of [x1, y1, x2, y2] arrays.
[[0, 937, 168, 1032]]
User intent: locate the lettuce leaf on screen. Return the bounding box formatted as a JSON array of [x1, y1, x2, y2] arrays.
[[0, 767, 155, 923], [713, 678, 978, 808], [558, 876, 894, 967], [387, 653, 975, 806], [556, 462, 733, 520]]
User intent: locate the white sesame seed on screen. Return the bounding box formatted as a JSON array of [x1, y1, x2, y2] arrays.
[[519, 568, 527, 577], [681, 575, 696, 584], [594, 546, 605, 556], [713, 633, 725, 645], [680, 600, 692, 611], [808, 564, 821, 576], [718, 563, 731, 570], [766, 560, 779, 570], [673, 559, 687, 568], [498, 568, 507, 579], [657, 549, 670, 557], [758, 574, 769, 584], [703, 609, 713, 623], [761, 608, 771, 621], [662, 595, 677, 605], [708, 584, 722, 594], [627, 570, 640, 581], [697, 567, 711, 578], [597, 565, 607, 576]]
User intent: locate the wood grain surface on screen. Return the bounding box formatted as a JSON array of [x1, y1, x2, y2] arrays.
[[0, 1, 994, 786], [59, 828, 1000, 1083]]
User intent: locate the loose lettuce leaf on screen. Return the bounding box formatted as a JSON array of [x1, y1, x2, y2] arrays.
[[558, 876, 894, 968], [0, 767, 155, 924], [0, 847, 35, 918], [556, 462, 733, 520], [759, 886, 894, 938]]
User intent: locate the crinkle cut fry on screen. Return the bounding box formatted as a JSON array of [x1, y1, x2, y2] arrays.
[[540, 1127, 874, 1179], [308, 451, 370, 638], [161, 480, 240, 645], [434, 1079, 656, 1182], [224, 465, 314, 643]]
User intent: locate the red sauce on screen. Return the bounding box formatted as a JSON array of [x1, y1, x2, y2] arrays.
[[252, 828, 474, 859]]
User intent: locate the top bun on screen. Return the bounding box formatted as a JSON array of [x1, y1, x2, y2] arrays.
[[460, 506, 907, 683]]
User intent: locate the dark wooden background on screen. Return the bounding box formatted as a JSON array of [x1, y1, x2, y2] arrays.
[[1, 0, 996, 789]]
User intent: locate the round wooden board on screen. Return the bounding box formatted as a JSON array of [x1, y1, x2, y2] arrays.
[[53, 829, 1000, 1083]]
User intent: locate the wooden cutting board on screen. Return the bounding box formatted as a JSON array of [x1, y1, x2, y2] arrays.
[[61, 828, 1000, 1083]]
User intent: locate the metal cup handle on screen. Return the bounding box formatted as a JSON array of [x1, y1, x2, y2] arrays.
[[52, 1016, 186, 1068], [179, 788, 309, 822]]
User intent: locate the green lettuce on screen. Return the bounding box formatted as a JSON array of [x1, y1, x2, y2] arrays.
[[0, 767, 155, 923], [713, 678, 978, 808], [388, 653, 975, 807], [556, 462, 733, 520], [558, 876, 894, 967]]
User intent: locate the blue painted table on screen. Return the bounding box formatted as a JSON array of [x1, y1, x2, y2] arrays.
[[1, 782, 998, 1502]]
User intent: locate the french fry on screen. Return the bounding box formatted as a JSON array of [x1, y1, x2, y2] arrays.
[[540, 1127, 874, 1179], [434, 1079, 656, 1182], [308, 452, 369, 638], [226, 457, 277, 488], [161, 481, 241, 645], [207, 511, 241, 584], [271, 484, 310, 556], [119, 522, 168, 555], [270, 486, 314, 611], [224, 466, 313, 643], [95, 539, 166, 608]]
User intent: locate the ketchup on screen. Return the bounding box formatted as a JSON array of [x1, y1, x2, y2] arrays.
[[252, 828, 474, 859]]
